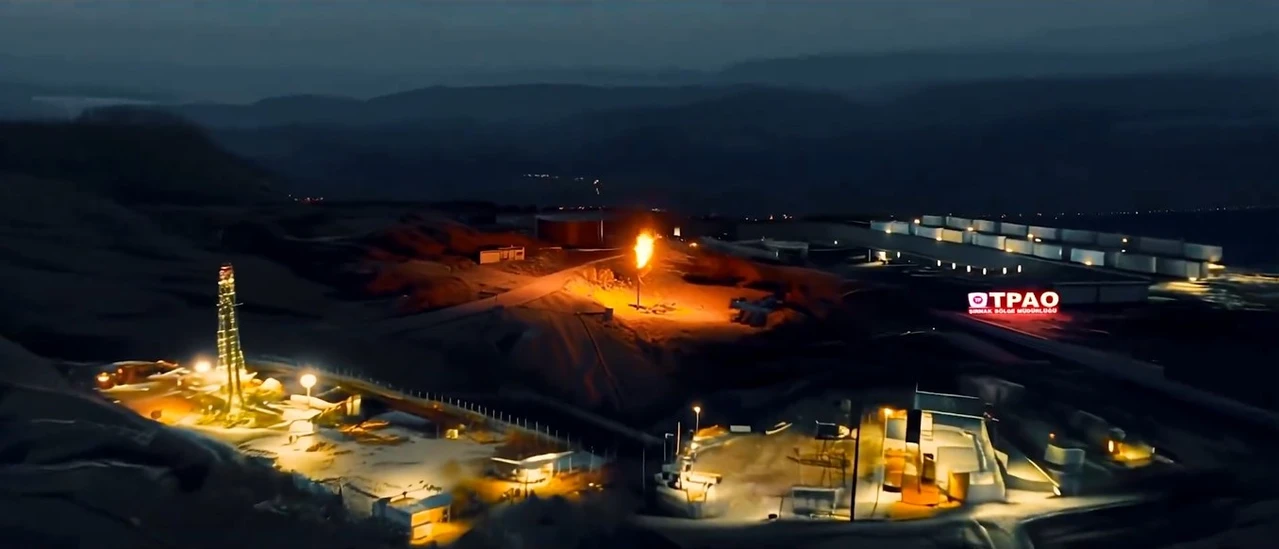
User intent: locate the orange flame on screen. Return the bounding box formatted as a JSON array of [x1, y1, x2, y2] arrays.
[[634, 231, 655, 269]]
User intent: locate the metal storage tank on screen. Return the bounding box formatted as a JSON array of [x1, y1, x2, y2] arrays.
[[1061, 229, 1097, 244], [1033, 243, 1063, 260], [1138, 237, 1183, 257], [1184, 243, 1224, 263], [973, 234, 1006, 250], [1005, 238, 1034, 254], [1069, 248, 1106, 267], [974, 219, 998, 233], [1000, 223, 1028, 238], [923, 215, 946, 227], [535, 211, 613, 248], [1027, 226, 1059, 241]]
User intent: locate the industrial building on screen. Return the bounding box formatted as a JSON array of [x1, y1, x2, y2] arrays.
[[737, 220, 1152, 306], [905, 215, 1223, 280], [533, 209, 669, 248], [535, 211, 616, 248]]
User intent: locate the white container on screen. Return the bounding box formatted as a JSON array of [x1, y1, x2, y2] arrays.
[[889, 220, 913, 235], [1097, 233, 1129, 248], [1061, 229, 1097, 244], [870, 221, 893, 233], [1184, 243, 1223, 263], [922, 215, 946, 227], [915, 226, 943, 240], [1033, 243, 1063, 260], [1113, 253, 1157, 274], [973, 219, 998, 233], [940, 228, 965, 243], [1155, 257, 1203, 279], [973, 233, 1006, 250], [1069, 248, 1105, 267], [1005, 238, 1034, 254], [946, 216, 972, 230], [1139, 237, 1183, 257], [1027, 225, 1059, 241], [1000, 223, 1028, 238]]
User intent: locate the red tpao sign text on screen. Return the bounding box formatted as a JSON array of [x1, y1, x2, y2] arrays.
[[967, 291, 1060, 315]]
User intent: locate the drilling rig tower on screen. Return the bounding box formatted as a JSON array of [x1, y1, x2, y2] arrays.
[[216, 262, 247, 418]]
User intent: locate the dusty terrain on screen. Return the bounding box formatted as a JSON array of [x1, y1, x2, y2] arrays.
[[0, 336, 403, 549]]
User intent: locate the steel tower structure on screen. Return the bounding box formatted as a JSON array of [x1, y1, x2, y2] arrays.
[[216, 262, 246, 416]]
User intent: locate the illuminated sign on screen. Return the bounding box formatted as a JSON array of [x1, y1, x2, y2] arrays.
[[967, 291, 1060, 315]]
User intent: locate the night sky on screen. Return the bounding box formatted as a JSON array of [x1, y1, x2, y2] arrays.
[[2, 1, 1274, 72]]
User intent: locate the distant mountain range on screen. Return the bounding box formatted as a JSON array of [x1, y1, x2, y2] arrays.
[[0, 31, 1273, 109], [169, 72, 1275, 215]]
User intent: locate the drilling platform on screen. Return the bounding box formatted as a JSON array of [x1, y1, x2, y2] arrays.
[[217, 262, 247, 418]]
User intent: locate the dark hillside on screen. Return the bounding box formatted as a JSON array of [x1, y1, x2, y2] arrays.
[[0, 108, 281, 205]]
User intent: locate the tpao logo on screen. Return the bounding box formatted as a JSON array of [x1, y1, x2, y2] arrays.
[[967, 292, 988, 308], [967, 291, 1060, 315]]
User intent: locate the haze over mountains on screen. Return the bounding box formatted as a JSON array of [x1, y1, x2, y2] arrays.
[[1, 31, 1276, 215]]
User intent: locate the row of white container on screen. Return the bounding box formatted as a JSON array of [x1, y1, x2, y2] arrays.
[[921, 215, 1223, 263], [960, 227, 1207, 278], [875, 219, 1209, 278]]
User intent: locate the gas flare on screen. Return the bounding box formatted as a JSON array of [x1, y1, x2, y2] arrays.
[[634, 231, 655, 269]]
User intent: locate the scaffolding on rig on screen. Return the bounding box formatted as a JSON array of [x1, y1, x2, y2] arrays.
[[217, 262, 247, 419]]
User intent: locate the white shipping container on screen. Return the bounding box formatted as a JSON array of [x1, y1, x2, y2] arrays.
[[915, 226, 943, 240], [946, 216, 971, 230], [974, 219, 998, 233], [1027, 226, 1059, 241], [1000, 223, 1028, 237], [1069, 248, 1106, 267], [1113, 253, 1158, 274], [1098, 284, 1150, 304], [1033, 243, 1063, 260], [1139, 237, 1183, 257], [940, 228, 965, 243], [973, 233, 1007, 250], [1184, 243, 1223, 263], [1005, 238, 1034, 254], [1097, 233, 1129, 248], [922, 215, 946, 227], [870, 221, 893, 233], [963, 230, 978, 245], [889, 221, 913, 234], [1061, 229, 1097, 244], [1155, 257, 1202, 279]]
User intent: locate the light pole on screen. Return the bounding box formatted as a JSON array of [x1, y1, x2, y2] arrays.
[[692, 405, 702, 440], [300, 373, 317, 400]]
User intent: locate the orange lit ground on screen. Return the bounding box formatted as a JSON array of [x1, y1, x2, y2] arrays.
[[105, 378, 202, 425], [563, 247, 779, 342]]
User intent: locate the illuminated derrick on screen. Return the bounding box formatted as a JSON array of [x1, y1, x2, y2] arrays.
[[216, 263, 247, 417]]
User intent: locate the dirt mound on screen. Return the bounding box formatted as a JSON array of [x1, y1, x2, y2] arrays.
[[368, 214, 540, 261], [679, 249, 849, 317]]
